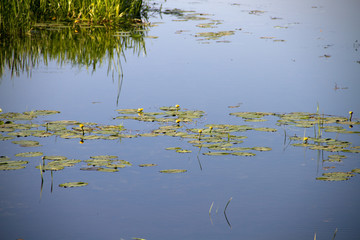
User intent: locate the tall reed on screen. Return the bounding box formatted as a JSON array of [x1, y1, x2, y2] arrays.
[[0, 0, 147, 37]]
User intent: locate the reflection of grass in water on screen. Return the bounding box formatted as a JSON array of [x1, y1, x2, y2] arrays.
[[0, 25, 147, 104], [0, 0, 147, 37]]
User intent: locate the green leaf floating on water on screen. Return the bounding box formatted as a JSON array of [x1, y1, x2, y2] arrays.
[[251, 147, 272, 151], [230, 112, 274, 119], [203, 151, 230, 156], [139, 163, 157, 167], [160, 169, 187, 173], [23, 110, 60, 116], [0, 159, 28, 170], [116, 109, 139, 114], [176, 149, 192, 153], [15, 151, 43, 157], [43, 155, 67, 161], [316, 172, 355, 181], [12, 140, 41, 147], [165, 147, 182, 151], [59, 182, 88, 188], [253, 127, 277, 132], [327, 155, 347, 162], [231, 152, 256, 156], [36, 159, 81, 171], [0, 134, 15, 141], [97, 168, 119, 172], [195, 30, 235, 40], [90, 155, 118, 159]]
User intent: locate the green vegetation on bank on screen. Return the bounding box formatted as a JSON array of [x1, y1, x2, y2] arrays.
[[0, 0, 148, 37]]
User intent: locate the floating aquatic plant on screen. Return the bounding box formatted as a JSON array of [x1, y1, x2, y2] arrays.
[[15, 152, 43, 157], [316, 172, 355, 181], [59, 182, 88, 188], [159, 169, 187, 173], [12, 140, 41, 147], [139, 164, 157, 167], [0, 157, 28, 170], [1, 107, 359, 182]]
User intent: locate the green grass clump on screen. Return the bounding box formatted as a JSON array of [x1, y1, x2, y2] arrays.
[[0, 0, 147, 37]]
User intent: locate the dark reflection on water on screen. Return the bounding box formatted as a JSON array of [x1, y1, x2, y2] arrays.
[[0, 22, 148, 104], [1, 0, 360, 240]]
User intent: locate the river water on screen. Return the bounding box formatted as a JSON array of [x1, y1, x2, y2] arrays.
[[1, 0, 360, 239]]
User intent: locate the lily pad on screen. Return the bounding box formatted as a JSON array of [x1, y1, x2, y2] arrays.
[[195, 31, 235, 40], [159, 169, 187, 173], [0, 127, 15, 132], [7, 131, 33, 137], [97, 168, 119, 172], [90, 155, 118, 160], [59, 182, 88, 188], [316, 172, 354, 181], [15, 151, 43, 157], [32, 131, 53, 137], [230, 112, 274, 119], [327, 155, 346, 162], [196, 23, 216, 28], [0, 134, 15, 141], [24, 110, 60, 116], [251, 147, 272, 151], [139, 163, 157, 167], [43, 155, 68, 161], [176, 149, 192, 153], [244, 118, 267, 122], [231, 152, 256, 156], [47, 120, 79, 125], [37, 164, 64, 171], [12, 140, 41, 147], [165, 147, 182, 151], [0, 160, 28, 170], [253, 127, 277, 132], [203, 152, 230, 156]]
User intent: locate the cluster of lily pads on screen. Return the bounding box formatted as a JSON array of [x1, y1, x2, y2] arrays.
[[1, 107, 360, 182], [229, 111, 360, 181], [160, 7, 236, 42]]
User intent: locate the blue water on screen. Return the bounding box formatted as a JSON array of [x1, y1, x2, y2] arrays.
[[1, 0, 360, 239]]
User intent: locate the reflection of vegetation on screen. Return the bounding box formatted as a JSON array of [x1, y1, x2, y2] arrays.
[[0, 24, 148, 103], [0, 0, 147, 37], [1, 0, 150, 103]]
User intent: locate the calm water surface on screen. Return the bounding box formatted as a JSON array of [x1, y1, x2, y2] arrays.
[[1, 0, 360, 239]]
